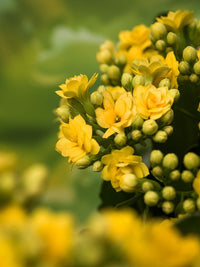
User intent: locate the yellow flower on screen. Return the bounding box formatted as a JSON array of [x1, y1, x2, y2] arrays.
[[165, 51, 179, 88], [133, 84, 174, 120], [56, 73, 98, 99], [118, 25, 151, 51], [95, 91, 135, 138], [105, 86, 126, 100], [157, 10, 194, 32], [56, 115, 100, 163], [101, 146, 149, 191], [193, 170, 200, 196]]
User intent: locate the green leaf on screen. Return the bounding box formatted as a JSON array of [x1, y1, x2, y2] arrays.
[[174, 212, 200, 236]]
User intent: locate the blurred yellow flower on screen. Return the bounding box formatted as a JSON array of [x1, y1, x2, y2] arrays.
[[101, 146, 149, 191], [0, 152, 17, 174], [0, 235, 20, 267], [165, 51, 179, 88], [157, 10, 194, 32], [56, 73, 98, 99], [105, 86, 126, 100], [95, 91, 135, 138], [193, 170, 200, 196], [133, 84, 174, 120], [56, 115, 100, 163]]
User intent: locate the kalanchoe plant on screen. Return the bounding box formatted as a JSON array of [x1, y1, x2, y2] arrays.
[[55, 10, 200, 219]]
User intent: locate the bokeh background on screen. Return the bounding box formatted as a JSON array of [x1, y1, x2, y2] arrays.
[[1, 0, 200, 222]]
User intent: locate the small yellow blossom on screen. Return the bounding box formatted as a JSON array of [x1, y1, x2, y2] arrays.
[[133, 84, 174, 120], [165, 51, 180, 88], [105, 86, 126, 100], [157, 10, 194, 32], [101, 146, 149, 191], [56, 73, 98, 99], [56, 115, 100, 163], [95, 91, 135, 138], [193, 170, 200, 196]]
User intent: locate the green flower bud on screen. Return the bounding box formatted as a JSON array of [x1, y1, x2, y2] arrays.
[[90, 91, 103, 106], [169, 170, 181, 181], [189, 73, 199, 83], [178, 74, 189, 83], [162, 153, 179, 170], [100, 40, 115, 51], [183, 152, 200, 169], [197, 197, 200, 211], [162, 186, 176, 200], [114, 133, 127, 146], [116, 53, 127, 65], [142, 181, 154, 192], [144, 191, 159, 206], [169, 89, 180, 102], [97, 49, 113, 64], [162, 201, 174, 214], [120, 173, 138, 193], [178, 61, 190, 74], [150, 22, 167, 40], [131, 129, 142, 142], [132, 115, 144, 129], [93, 161, 103, 172], [183, 198, 196, 213], [166, 47, 173, 53], [101, 74, 109, 85], [75, 156, 91, 169], [152, 166, 163, 178], [97, 85, 106, 94], [155, 40, 166, 51], [181, 170, 194, 183], [163, 125, 173, 136], [107, 65, 121, 80], [166, 32, 178, 45], [56, 105, 70, 123], [193, 61, 200, 75], [99, 64, 109, 73], [158, 109, 174, 126], [159, 78, 171, 88], [95, 130, 104, 137], [152, 130, 168, 143], [132, 75, 145, 88], [142, 119, 158, 135], [150, 150, 164, 167], [183, 46, 197, 62], [121, 73, 133, 90]]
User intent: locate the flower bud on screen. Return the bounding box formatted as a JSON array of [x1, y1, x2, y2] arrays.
[[183, 152, 200, 169], [142, 181, 154, 192], [169, 170, 181, 181], [132, 115, 144, 129], [152, 166, 163, 178], [197, 197, 200, 210], [107, 65, 121, 80], [162, 201, 174, 214], [114, 133, 127, 146], [162, 186, 176, 200], [152, 130, 168, 143], [181, 170, 194, 183], [100, 40, 115, 51], [166, 32, 178, 45], [169, 89, 180, 102], [189, 73, 199, 83], [193, 61, 200, 75], [163, 125, 173, 136], [183, 46, 197, 62], [150, 22, 167, 40], [75, 156, 91, 169], [120, 173, 138, 193], [132, 75, 145, 88], [92, 161, 103, 172], [131, 129, 142, 142], [158, 109, 174, 125], [121, 73, 133, 90], [96, 49, 113, 64], [117, 53, 127, 65], [183, 198, 196, 213], [155, 40, 166, 51], [97, 85, 106, 94], [159, 78, 171, 88], [150, 150, 163, 167], [142, 119, 158, 135], [90, 91, 103, 106], [178, 61, 190, 74], [144, 191, 159, 206], [0, 172, 15, 197], [99, 63, 109, 73], [162, 153, 179, 170], [56, 105, 70, 122], [101, 74, 109, 84], [95, 130, 104, 137]]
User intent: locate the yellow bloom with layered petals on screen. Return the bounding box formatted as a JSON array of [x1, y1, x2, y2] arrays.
[[193, 170, 200, 196], [56, 73, 98, 99], [56, 115, 100, 163], [101, 146, 149, 191], [157, 10, 194, 32], [165, 51, 180, 88], [95, 91, 135, 138], [133, 84, 174, 120]]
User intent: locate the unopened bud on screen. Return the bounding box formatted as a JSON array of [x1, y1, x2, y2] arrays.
[[0, 172, 15, 197], [155, 40, 166, 51], [163, 125, 173, 136], [178, 61, 190, 74], [189, 73, 199, 83], [169, 170, 181, 181], [117, 53, 127, 65], [181, 170, 194, 183], [132, 115, 144, 129], [120, 173, 138, 193], [75, 156, 91, 169], [169, 89, 180, 102], [150, 22, 167, 40], [142, 119, 158, 135], [166, 32, 178, 45], [183, 46, 197, 62], [100, 40, 115, 51], [101, 74, 109, 85], [114, 133, 127, 146], [144, 191, 159, 206], [162, 201, 174, 214], [107, 65, 121, 80], [159, 78, 171, 88], [158, 109, 174, 125], [121, 73, 133, 90], [142, 181, 154, 192], [56, 105, 70, 122], [183, 198, 196, 213], [131, 130, 142, 142], [152, 130, 168, 143], [90, 91, 103, 105], [132, 75, 145, 88], [193, 61, 200, 75], [97, 85, 106, 94], [152, 166, 163, 178], [96, 49, 113, 64], [162, 186, 176, 200], [150, 150, 164, 167], [162, 153, 179, 170], [93, 161, 103, 172], [99, 64, 109, 73], [183, 152, 200, 170]]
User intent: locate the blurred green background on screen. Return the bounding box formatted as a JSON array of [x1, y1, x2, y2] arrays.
[[1, 0, 200, 222]]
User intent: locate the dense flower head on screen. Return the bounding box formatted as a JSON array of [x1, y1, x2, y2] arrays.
[[101, 146, 149, 191]]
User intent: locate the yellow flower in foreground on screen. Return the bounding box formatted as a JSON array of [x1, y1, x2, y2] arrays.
[[165, 51, 180, 88], [157, 10, 194, 32], [105, 86, 126, 101], [101, 146, 149, 191], [56, 115, 100, 163], [56, 73, 98, 99], [133, 84, 174, 120], [0, 235, 20, 267], [193, 170, 200, 196], [95, 91, 135, 138]]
